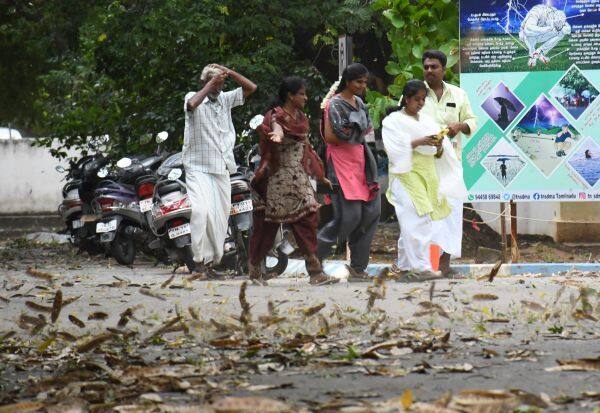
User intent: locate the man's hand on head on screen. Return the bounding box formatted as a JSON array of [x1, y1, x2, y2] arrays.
[[209, 63, 230, 75], [207, 72, 228, 92]]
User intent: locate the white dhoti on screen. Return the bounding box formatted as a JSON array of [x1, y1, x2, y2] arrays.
[[186, 170, 231, 265], [389, 179, 453, 272], [432, 197, 463, 258]]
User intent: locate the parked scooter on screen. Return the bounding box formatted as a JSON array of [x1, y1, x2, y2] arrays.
[[57, 158, 86, 239], [93, 132, 169, 265], [56, 155, 111, 254], [149, 152, 196, 271]]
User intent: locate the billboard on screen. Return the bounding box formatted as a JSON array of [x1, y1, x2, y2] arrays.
[[460, 0, 600, 202]]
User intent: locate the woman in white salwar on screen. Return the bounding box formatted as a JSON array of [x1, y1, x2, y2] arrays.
[[382, 80, 466, 281]]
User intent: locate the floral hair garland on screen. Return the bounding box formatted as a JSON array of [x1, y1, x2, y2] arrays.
[[320, 78, 341, 109]]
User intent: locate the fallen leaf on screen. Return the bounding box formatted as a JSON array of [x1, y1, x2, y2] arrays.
[[0, 401, 45, 413], [211, 396, 291, 413], [139, 287, 166, 301], [521, 300, 545, 312], [51, 290, 62, 323], [57, 331, 78, 342], [246, 383, 293, 392], [432, 363, 474, 373], [26, 267, 56, 283], [546, 357, 600, 372], [69, 314, 86, 328], [76, 332, 114, 352], [477, 261, 501, 282], [25, 301, 53, 313], [302, 303, 326, 317], [572, 309, 598, 321], [88, 311, 109, 321], [161, 274, 175, 289], [62, 294, 81, 307], [142, 316, 181, 345], [411, 402, 461, 413], [400, 388, 413, 409], [362, 340, 400, 358], [472, 294, 499, 301], [239, 281, 251, 326]]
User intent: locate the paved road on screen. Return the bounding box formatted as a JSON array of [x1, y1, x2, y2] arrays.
[[1, 258, 599, 411]]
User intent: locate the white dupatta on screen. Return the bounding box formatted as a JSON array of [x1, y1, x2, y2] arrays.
[[381, 111, 467, 200]]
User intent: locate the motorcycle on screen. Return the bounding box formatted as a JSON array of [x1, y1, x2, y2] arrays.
[[93, 132, 170, 265], [56, 155, 112, 255], [149, 152, 196, 272], [92, 156, 165, 265]]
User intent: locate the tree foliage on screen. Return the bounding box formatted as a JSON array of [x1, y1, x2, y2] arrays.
[[8, 0, 378, 158], [2, 0, 459, 158], [559, 70, 593, 95], [366, 0, 459, 127]]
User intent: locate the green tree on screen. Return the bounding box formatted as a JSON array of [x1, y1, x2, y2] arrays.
[[559, 70, 594, 95], [0, 1, 102, 135], [366, 0, 459, 127]]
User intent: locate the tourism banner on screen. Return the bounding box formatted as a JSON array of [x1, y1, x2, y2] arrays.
[[460, 0, 600, 202]]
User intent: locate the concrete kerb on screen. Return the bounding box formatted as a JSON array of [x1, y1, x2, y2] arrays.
[[277, 258, 600, 279]]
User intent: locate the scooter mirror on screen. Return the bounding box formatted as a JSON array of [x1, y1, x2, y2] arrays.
[[168, 168, 182, 181], [97, 167, 109, 178], [116, 157, 132, 169], [249, 115, 264, 130], [156, 131, 169, 143], [55, 165, 65, 173]]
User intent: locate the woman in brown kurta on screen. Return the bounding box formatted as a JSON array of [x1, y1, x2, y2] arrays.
[[248, 77, 339, 286]]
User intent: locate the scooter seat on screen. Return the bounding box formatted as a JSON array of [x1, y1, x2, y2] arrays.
[[157, 182, 181, 196]]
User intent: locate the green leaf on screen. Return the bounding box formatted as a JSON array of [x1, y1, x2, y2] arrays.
[[388, 84, 404, 97], [411, 44, 422, 59], [382, 10, 405, 28], [385, 61, 403, 76]]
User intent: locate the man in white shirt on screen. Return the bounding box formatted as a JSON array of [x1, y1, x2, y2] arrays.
[[183, 64, 256, 276], [419, 50, 477, 277]]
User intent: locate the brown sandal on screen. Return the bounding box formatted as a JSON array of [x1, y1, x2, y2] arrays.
[[309, 273, 340, 286], [248, 263, 268, 286]]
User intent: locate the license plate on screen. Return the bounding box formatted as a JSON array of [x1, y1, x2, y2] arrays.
[[81, 214, 101, 222], [96, 219, 117, 233], [168, 223, 191, 239], [139, 198, 153, 212], [72, 219, 84, 229], [231, 199, 253, 215]]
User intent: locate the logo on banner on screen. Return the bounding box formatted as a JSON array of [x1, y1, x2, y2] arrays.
[[533, 193, 540, 200], [503, 193, 511, 201], [579, 192, 587, 200]]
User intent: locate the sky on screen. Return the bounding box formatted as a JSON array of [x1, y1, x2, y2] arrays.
[[517, 95, 570, 129]]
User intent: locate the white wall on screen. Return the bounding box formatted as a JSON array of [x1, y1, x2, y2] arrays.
[[472, 201, 559, 239], [0, 139, 77, 214]]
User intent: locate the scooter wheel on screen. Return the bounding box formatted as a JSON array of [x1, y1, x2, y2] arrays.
[[111, 228, 136, 265], [266, 248, 289, 276]]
